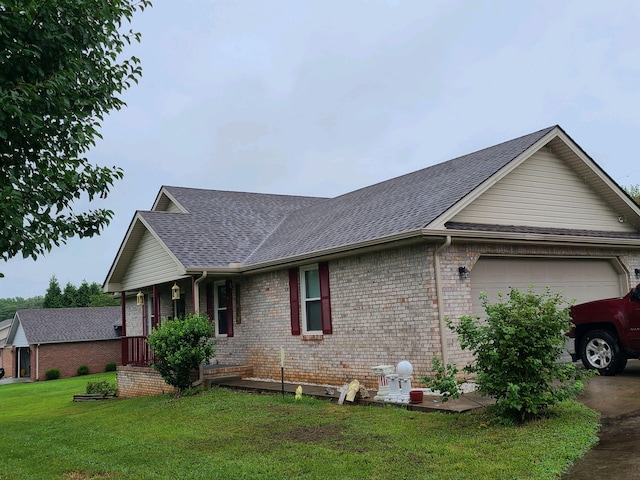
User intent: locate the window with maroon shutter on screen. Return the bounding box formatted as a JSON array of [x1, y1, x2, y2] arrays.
[[296, 262, 332, 335]]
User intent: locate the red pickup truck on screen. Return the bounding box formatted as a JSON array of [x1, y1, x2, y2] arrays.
[[569, 284, 640, 375]]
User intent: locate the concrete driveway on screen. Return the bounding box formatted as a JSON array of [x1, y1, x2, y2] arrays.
[[562, 359, 640, 479]]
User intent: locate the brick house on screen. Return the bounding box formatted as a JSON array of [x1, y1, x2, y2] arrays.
[[3, 307, 121, 380], [104, 125, 640, 391]]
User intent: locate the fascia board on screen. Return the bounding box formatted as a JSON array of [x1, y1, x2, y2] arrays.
[[103, 213, 187, 293], [426, 127, 563, 230], [151, 186, 189, 213]]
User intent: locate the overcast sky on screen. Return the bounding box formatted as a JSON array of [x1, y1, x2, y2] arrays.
[[2, 0, 640, 300]]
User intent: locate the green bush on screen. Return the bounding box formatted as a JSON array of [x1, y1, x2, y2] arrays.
[[77, 365, 89, 376], [105, 362, 117, 372], [45, 368, 60, 380], [147, 314, 215, 394], [421, 356, 461, 403], [449, 286, 594, 423], [86, 379, 118, 396]]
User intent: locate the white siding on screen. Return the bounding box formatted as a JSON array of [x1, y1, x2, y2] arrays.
[[452, 149, 635, 232], [120, 230, 183, 291], [164, 202, 183, 214], [13, 322, 29, 347]]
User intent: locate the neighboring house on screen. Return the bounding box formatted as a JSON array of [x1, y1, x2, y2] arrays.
[[104, 125, 640, 390], [0, 318, 12, 371], [3, 307, 122, 380]]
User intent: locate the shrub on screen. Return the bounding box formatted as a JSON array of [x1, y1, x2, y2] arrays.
[[86, 380, 118, 396], [77, 365, 89, 376], [449, 286, 594, 423], [105, 362, 117, 372], [147, 314, 215, 394], [421, 356, 461, 403], [45, 368, 60, 380]]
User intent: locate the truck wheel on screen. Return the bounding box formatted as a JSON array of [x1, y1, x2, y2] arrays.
[[580, 330, 627, 376]]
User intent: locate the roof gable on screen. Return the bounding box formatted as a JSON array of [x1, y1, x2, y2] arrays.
[[449, 147, 636, 232], [9, 307, 121, 345]]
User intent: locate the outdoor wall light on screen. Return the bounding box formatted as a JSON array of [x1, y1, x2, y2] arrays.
[[171, 282, 181, 300], [635, 268, 640, 279], [458, 266, 470, 279], [136, 290, 144, 306]]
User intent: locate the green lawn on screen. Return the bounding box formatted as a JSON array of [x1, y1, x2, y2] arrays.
[[0, 373, 599, 480]]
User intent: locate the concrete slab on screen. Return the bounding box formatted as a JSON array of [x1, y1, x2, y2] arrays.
[[212, 377, 494, 413], [562, 359, 640, 480]]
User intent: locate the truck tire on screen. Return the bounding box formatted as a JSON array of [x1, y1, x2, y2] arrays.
[[580, 330, 627, 376]]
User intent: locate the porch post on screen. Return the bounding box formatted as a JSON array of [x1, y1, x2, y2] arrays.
[[120, 292, 127, 366]]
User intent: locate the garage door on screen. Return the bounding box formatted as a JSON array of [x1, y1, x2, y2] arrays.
[[470, 257, 623, 318]]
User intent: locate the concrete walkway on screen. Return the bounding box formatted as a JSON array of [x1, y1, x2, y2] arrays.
[[209, 376, 494, 413], [0, 376, 30, 385], [562, 359, 640, 479]]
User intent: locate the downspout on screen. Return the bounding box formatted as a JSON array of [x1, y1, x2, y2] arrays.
[[36, 344, 39, 381], [434, 235, 452, 368], [193, 272, 208, 315], [192, 272, 208, 387]]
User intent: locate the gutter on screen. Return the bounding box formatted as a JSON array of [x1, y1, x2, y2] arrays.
[[433, 235, 452, 367]]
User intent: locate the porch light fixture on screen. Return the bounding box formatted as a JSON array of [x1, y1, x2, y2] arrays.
[[635, 268, 640, 279], [458, 266, 470, 279], [171, 282, 181, 300], [136, 290, 144, 306]]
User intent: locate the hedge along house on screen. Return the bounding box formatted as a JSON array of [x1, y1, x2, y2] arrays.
[[104, 125, 640, 390], [3, 307, 122, 380]]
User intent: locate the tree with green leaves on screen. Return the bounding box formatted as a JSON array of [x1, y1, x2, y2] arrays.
[[41, 275, 118, 308], [42, 275, 63, 308], [623, 184, 640, 204], [147, 314, 215, 394], [0, 0, 151, 278]]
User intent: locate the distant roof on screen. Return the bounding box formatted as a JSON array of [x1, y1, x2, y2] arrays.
[[15, 307, 121, 344]]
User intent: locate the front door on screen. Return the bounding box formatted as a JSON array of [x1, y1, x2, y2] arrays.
[[17, 347, 30, 378]]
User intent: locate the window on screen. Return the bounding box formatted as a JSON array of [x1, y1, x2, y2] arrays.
[[289, 262, 332, 335], [301, 265, 322, 333], [206, 280, 234, 337]]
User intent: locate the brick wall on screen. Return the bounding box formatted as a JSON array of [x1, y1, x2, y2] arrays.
[[122, 242, 640, 391], [117, 365, 177, 398], [34, 339, 121, 381], [117, 364, 253, 398]]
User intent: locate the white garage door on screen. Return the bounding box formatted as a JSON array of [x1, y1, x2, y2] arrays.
[[470, 257, 623, 318]]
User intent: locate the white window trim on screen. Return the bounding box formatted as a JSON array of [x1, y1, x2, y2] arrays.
[[213, 280, 228, 337], [300, 264, 322, 335]]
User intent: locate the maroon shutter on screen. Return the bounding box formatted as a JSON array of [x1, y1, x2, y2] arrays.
[[225, 280, 234, 337], [319, 262, 332, 334], [206, 284, 214, 322], [289, 268, 301, 335], [152, 285, 160, 329]]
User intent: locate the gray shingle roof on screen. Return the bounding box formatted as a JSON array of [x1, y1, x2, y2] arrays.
[[138, 126, 557, 268], [141, 188, 326, 268], [15, 307, 121, 344], [244, 125, 557, 264]]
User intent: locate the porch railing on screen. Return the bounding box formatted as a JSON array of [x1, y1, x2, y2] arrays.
[[122, 336, 156, 367]]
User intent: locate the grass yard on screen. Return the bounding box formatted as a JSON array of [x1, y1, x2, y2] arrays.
[[0, 373, 598, 480]]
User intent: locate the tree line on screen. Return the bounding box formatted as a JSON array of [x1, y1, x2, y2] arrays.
[[0, 276, 119, 320]]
